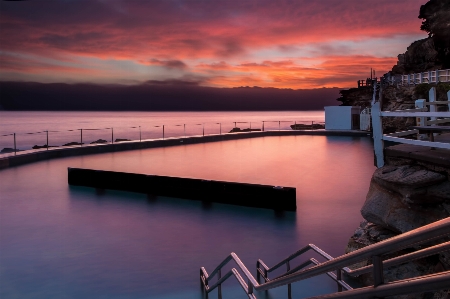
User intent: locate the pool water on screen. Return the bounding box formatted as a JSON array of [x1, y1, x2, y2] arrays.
[[0, 135, 375, 299]]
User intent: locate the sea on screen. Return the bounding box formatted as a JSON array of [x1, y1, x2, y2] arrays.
[[0, 111, 376, 299]]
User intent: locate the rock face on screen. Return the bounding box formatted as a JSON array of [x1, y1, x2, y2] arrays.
[[346, 164, 450, 299], [361, 165, 449, 233], [392, 38, 440, 74], [392, 0, 450, 74]]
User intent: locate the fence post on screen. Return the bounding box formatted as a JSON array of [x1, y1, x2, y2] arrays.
[[278, 121, 280, 131], [14, 133, 16, 155], [448, 91, 450, 110], [219, 123, 221, 135], [139, 126, 141, 142], [163, 125, 165, 140], [415, 99, 427, 140], [80, 129, 83, 146], [429, 87, 437, 126], [111, 128, 114, 144], [371, 102, 384, 168], [202, 124, 204, 136], [262, 121, 265, 132], [184, 124, 186, 138], [420, 72, 423, 84], [46, 130, 49, 150], [436, 70, 440, 83]]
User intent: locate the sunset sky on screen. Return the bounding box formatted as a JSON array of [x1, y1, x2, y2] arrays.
[[0, 0, 427, 89]]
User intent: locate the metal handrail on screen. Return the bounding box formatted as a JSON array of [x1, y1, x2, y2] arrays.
[[200, 217, 450, 298]]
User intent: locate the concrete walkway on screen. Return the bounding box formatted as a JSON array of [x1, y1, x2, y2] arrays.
[[385, 133, 450, 168], [0, 129, 370, 170]]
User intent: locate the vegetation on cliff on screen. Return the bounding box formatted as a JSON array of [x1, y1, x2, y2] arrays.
[[393, 0, 450, 74]]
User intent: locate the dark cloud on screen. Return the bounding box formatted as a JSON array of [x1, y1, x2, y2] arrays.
[[149, 59, 188, 69]]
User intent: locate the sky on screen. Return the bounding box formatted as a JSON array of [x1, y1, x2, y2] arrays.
[[0, 0, 428, 89]]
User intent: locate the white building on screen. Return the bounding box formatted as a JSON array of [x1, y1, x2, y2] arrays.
[[325, 106, 361, 130]]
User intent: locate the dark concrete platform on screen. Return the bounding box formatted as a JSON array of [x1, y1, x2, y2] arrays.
[[68, 168, 297, 211], [0, 130, 370, 170], [385, 144, 450, 168]]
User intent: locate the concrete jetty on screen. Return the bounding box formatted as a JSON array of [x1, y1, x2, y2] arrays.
[[68, 167, 297, 211]]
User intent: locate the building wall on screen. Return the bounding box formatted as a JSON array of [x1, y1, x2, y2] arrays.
[[325, 106, 353, 130]]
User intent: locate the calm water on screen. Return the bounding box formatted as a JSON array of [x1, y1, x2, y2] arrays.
[[0, 130, 375, 298], [0, 111, 324, 151]]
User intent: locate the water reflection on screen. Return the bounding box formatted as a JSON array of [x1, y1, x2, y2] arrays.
[[0, 136, 375, 299]]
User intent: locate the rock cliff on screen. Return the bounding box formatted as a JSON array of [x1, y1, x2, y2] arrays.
[[393, 0, 450, 74], [342, 1, 450, 298], [346, 163, 450, 299]]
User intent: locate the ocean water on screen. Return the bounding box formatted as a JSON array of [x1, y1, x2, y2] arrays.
[[0, 112, 376, 299], [0, 111, 324, 151]]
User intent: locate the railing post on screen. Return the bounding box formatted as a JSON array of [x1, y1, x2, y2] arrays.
[[203, 124, 204, 136], [371, 102, 384, 168], [278, 121, 280, 131], [162, 125, 165, 140], [436, 69, 440, 83], [80, 129, 83, 146], [184, 124, 186, 138], [46, 130, 48, 150], [247, 279, 253, 295], [373, 255, 384, 287], [218, 269, 222, 299], [336, 269, 343, 292], [111, 127, 114, 144], [219, 123, 221, 135], [415, 99, 427, 140], [429, 87, 437, 126], [14, 133, 16, 155], [262, 121, 265, 132], [447, 91, 450, 111], [428, 70, 431, 83], [419, 72, 423, 83], [139, 126, 141, 142]]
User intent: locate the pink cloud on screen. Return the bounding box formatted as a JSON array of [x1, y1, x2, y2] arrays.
[[0, 0, 425, 88]]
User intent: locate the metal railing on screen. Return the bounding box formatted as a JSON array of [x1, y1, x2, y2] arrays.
[[0, 120, 325, 156], [200, 217, 450, 298]]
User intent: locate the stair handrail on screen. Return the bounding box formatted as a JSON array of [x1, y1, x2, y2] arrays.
[[200, 217, 450, 298], [257, 217, 450, 291]]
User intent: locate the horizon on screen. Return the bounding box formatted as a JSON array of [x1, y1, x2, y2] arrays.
[[0, 0, 427, 90]]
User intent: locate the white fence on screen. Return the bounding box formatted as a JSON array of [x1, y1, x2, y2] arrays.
[[360, 108, 371, 131], [372, 87, 450, 167], [401, 69, 450, 85]]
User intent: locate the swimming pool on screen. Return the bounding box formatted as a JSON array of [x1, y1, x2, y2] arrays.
[[0, 135, 375, 298]]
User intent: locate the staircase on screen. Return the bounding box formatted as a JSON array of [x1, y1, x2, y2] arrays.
[[200, 217, 450, 298]]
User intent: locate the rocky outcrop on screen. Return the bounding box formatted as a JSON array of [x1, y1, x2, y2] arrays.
[[346, 164, 450, 299], [361, 165, 449, 233], [337, 87, 373, 108], [392, 0, 450, 74], [392, 38, 440, 74]]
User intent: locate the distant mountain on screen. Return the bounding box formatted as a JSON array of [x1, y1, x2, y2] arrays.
[[0, 81, 340, 111]]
